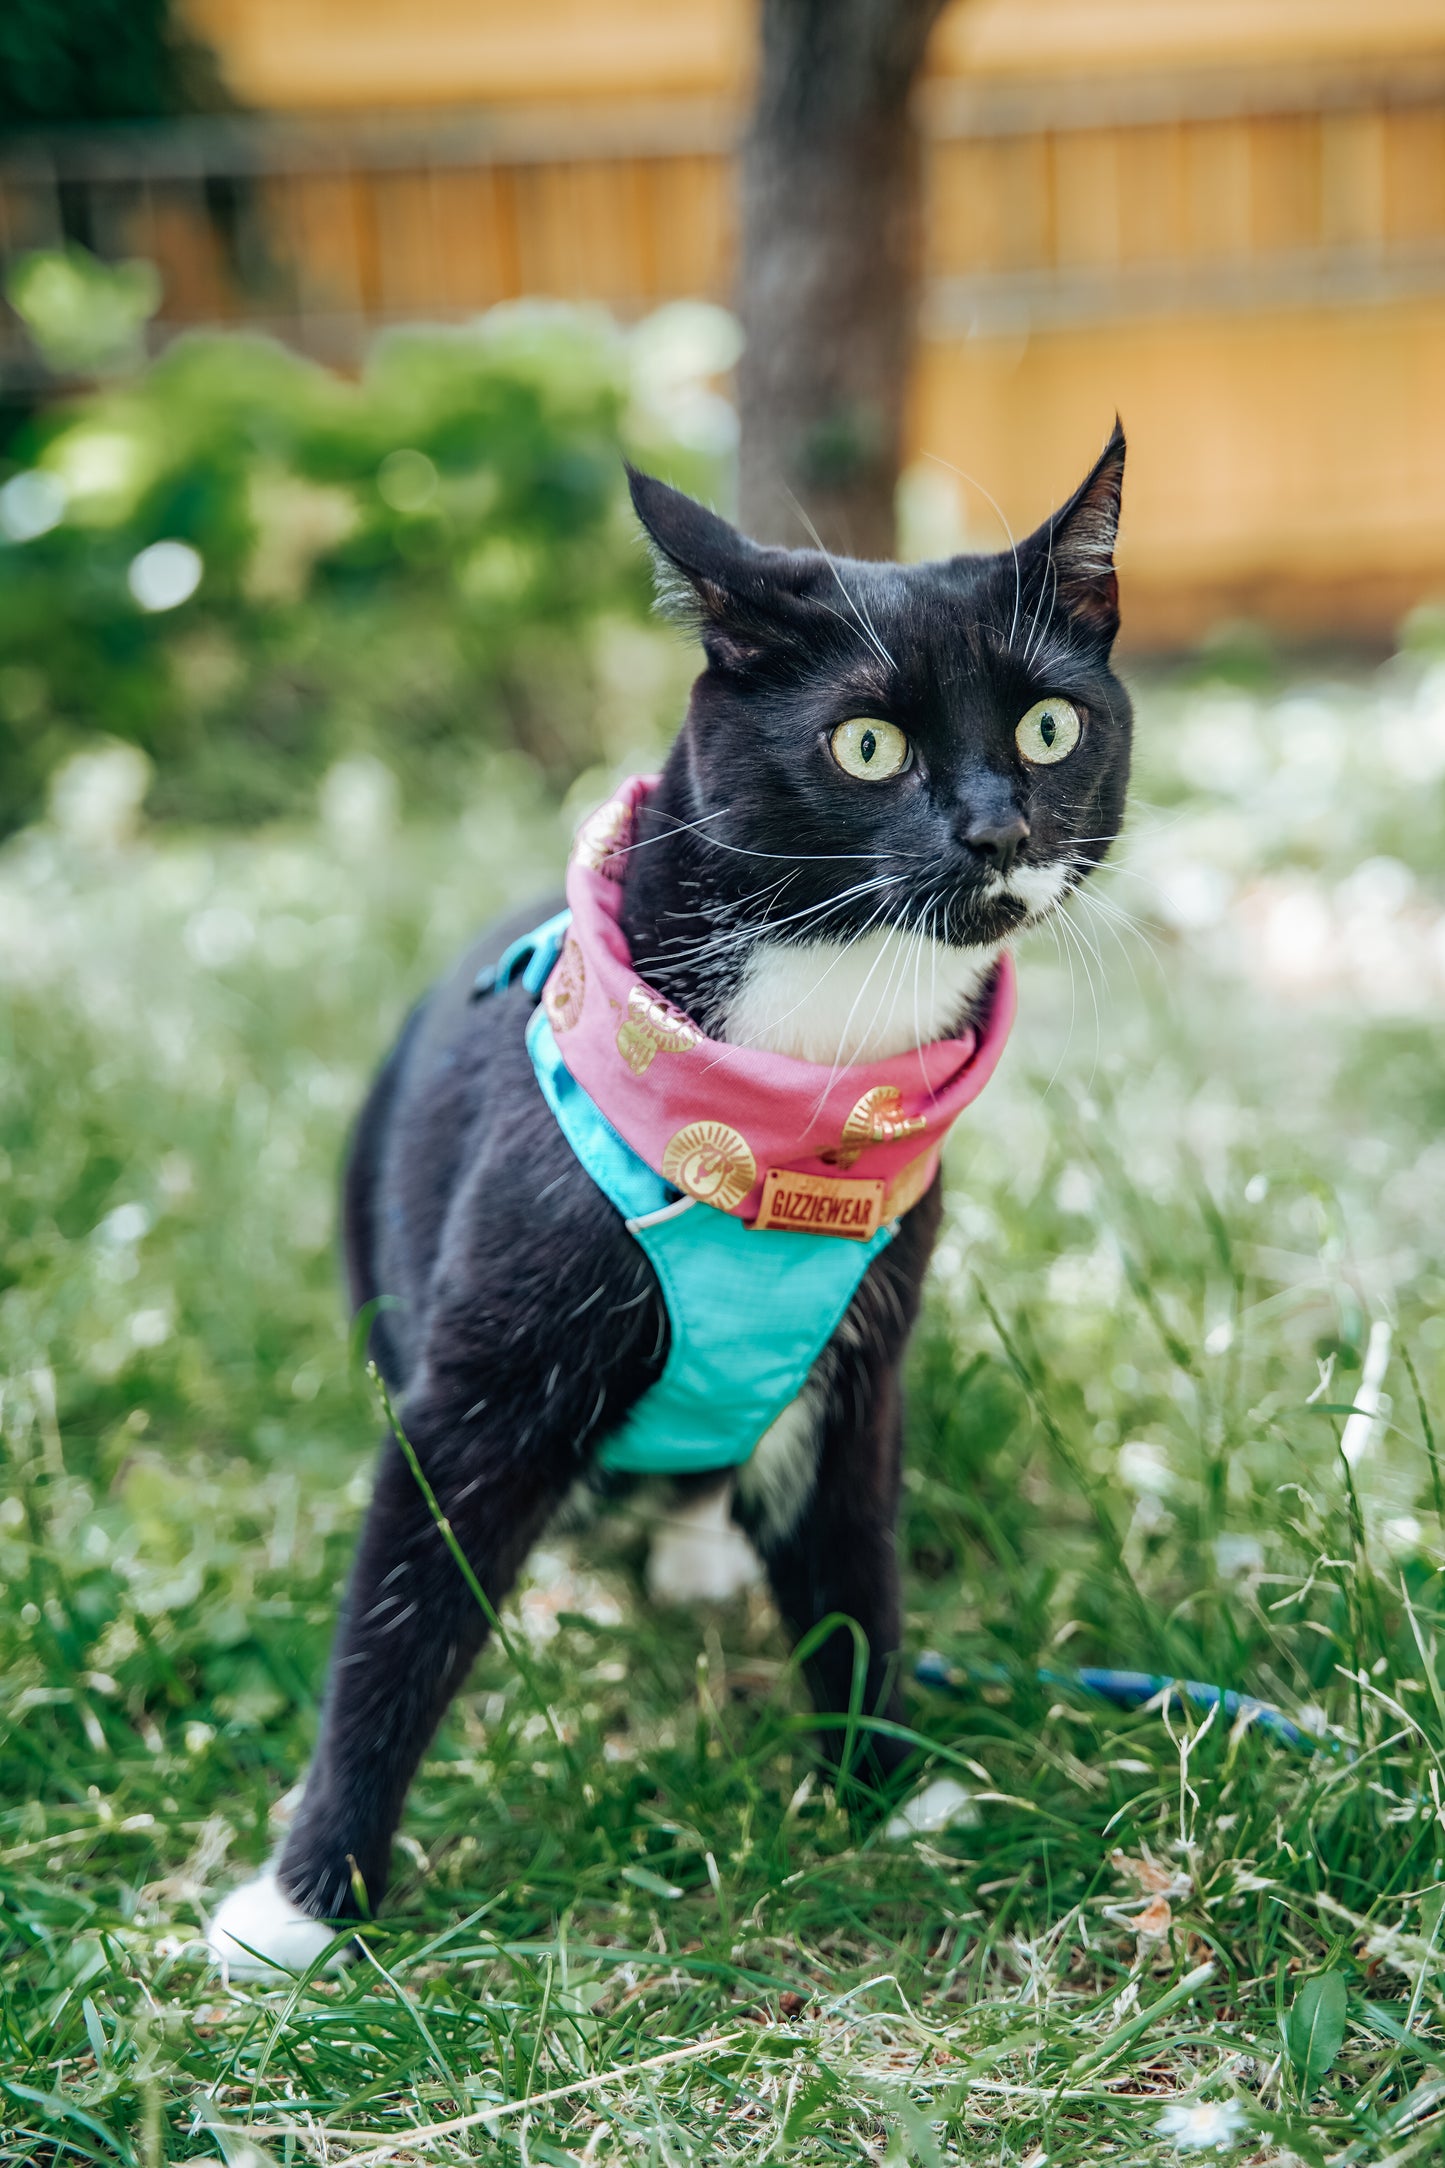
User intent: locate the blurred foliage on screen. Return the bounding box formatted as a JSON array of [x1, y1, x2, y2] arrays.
[[0, 294, 733, 831], [0, 0, 227, 127], [6, 247, 163, 377]]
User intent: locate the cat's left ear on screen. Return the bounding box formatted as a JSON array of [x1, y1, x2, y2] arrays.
[[1025, 420, 1126, 646]]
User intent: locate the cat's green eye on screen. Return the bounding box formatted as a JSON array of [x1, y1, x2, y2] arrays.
[[830, 718, 911, 782], [1016, 697, 1082, 766]]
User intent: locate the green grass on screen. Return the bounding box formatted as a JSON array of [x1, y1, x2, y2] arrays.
[[3, 654, 1445, 2164]]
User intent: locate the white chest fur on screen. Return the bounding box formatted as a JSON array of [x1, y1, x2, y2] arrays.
[[721, 925, 1001, 1064]]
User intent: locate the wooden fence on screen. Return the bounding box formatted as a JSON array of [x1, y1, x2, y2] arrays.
[[4, 49, 1445, 642]]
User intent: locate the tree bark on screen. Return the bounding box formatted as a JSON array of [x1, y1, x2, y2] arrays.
[[736, 0, 949, 560]]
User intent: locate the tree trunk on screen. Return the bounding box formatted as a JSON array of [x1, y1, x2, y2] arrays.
[[736, 0, 949, 560]]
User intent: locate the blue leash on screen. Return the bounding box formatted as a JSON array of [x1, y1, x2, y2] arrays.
[[914, 1651, 1327, 1755]]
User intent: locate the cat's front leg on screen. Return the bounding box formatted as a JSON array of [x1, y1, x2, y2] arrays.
[[207, 1379, 575, 1976], [738, 1355, 912, 1797], [732, 1190, 941, 1800]]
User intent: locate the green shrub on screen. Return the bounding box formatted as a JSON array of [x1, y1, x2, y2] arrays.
[[0, 299, 734, 830], [0, 0, 224, 125]]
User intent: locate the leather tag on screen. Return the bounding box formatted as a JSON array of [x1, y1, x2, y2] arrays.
[[753, 1168, 885, 1240]]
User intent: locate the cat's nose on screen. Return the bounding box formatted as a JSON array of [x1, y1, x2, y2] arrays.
[[965, 812, 1030, 878]]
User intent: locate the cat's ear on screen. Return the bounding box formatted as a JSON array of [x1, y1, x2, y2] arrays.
[[626, 465, 797, 671], [1024, 420, 1126, 646]]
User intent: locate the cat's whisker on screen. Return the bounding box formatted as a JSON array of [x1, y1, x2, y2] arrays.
[[811, 592, 894, 664], [1069, 873, 1161, 956], [834, 926, 901, 1081], [1064, 800, 1191, 845], [1063, 876, 1138, 940], [642, 869, 897, 972], [698, 873, 906, 963], [1054, 901, 1103, 1089], [1073, 888, 1179, 1023], [724, 855, 938, 962], [1039, 912, 1076, 1099], [633, 887, 792, 981], [608, 806, 731, 858], [1073, 884, 1174, 1004], [1059, 853, 1179, 916], [875, 911, 914, 1033], [717, 895, 904, 1091], [634, 803, 922, 866], [908, 894, 954, 1104], [910, 905, 928, 1089], [688, 878, 925, 1068], [920, 450, 1025, 654], [807, 907, 919, 1113], [1095, 865, 1178, 908], [647, 867, 795, 929], [863, 893, 956, 1069], [893, 909, 937, 1045], [1069, 888, 1150, 1004], [1021, 532, 1060, 674], [782, 489, 898, 673], [695, 832, 925, 864], [1062, 888, 1110, 984]]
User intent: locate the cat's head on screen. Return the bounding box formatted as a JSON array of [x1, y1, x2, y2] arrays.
[[626, 426, 1131, 963]]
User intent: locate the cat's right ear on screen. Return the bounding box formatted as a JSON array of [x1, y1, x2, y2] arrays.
[[1017, 421, 1126, 648], [625, 465, 790, 672]]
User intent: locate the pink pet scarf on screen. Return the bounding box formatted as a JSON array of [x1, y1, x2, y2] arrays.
[[538, 777, 1016, 1241]]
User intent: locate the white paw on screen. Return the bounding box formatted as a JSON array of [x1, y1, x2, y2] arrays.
[[884, 1775, 980, 1841], [207, 1866, 346, 1980], [646, 1487, 762, 1606]]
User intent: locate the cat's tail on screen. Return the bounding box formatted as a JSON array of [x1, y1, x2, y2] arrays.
[[340, 995, 426, 1390]]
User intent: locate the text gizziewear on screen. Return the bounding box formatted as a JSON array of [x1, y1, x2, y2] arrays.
[[483, 775, 1016, 1476]]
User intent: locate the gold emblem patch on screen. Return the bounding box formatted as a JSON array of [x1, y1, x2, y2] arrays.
[[616, 985, 699, 1075], [754, 1168, 885, 1240], [828, 1084, 929, 1168], [543, 936, 586, 1032], [662, 1120, 757, 1212], [572, 796, 631, 878]]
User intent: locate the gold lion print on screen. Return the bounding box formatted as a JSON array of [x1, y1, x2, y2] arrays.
[[572, 796, 631, 878], [616, 985, 699, 1075], [662, 1120, 757, 1212], [543, 936, 586, 1032], [828, 1085, 929, 1168]]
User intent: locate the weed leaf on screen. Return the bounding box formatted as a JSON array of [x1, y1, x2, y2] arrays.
[[1284, 1972, 1348, 2084]]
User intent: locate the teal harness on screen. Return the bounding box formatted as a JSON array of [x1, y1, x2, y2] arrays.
[[484, 913, 895, 1478]]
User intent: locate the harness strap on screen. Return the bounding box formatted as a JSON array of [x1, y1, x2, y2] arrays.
[[476, 911, 894, 1477], [472, 909, 572, 1002]]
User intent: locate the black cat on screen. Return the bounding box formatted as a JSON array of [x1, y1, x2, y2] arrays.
[[209, 427, 1131, 1974]]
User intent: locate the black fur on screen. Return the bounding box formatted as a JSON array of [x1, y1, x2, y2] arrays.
[[274, 431, 1133, 1923]]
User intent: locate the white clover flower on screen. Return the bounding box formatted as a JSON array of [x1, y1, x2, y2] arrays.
[[50, 742, 152, 849], [1119, 1438, 1173, 1495], [97, 1200, 150, 1246], [1213, 1532, 1264, 1578], [128, 538, 203, 611], [319, 754, 400, 854], [1156, 2098, 1248, 2152], [0, 468, 67, 540]]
